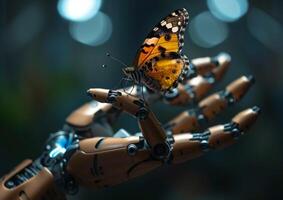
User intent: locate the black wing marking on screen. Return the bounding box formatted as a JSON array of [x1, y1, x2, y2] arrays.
[[147, 8, 189, 53], [133, 8, 189, 66]]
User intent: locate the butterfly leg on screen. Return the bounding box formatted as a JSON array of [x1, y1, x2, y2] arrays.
[[164, 75, 254, 134]]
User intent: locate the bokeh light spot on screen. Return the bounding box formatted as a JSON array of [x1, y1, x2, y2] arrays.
[[207, 0, 248, 22], [247, 8, 283, 55], [8, 3, 44, 50], [189, 11, 229, 48], [69, 11, 112, 46], [57, 0, 101, 22]]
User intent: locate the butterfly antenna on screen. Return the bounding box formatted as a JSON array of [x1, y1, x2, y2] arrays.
[[120, 77, 138, 98], [106, 53, 129, 68]]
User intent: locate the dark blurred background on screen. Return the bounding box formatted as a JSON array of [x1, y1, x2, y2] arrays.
[[1, 0, 282, 199]]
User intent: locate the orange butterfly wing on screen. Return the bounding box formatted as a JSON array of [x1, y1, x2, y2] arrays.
[[135, 34, 180, 67], [146, 57, 185, 90], [133, 8, 189, 67]]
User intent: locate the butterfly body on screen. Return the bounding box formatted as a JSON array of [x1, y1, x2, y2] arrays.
[[123, 8, 190, 92]]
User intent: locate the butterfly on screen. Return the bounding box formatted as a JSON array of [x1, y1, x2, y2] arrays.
[[122, 8, 190, 93]]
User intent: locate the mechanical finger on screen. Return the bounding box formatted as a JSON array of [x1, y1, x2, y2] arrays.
[[199, 75, 254, 120], [170, 106, 260, 164], [0, 160, 66, 200], [66, 135, 162, 188], [165, 75, 254, 134], [65, 100, 120, 137], [87, 88, 171, 159], [165, 53, 231, 105], [189, 52, 231, 79]]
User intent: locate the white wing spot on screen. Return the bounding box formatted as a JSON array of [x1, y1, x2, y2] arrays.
[[161, 20, 166, 26], [172, 27, 179, 33], [166, 23, 173, 29], [153, 27, 159, 31], [178, 21, 181, 25]]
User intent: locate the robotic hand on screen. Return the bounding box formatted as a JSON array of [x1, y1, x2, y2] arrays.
[[0, 53, 260, 200]]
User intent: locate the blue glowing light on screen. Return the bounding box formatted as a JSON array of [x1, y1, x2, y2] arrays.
[[49, 145, 66, 158], [189, 11, 229, 48], [69, 11, 112, 46], [49, 135, 72, 158], [207, 0, 249, 22], [57, 0, 102, 22]]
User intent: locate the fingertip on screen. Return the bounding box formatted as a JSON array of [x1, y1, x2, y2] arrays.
[[217, 52, 231, 64], [247, 75, 255, 84], [252, 106, 261, 114], [86, 89, 94, 97]]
